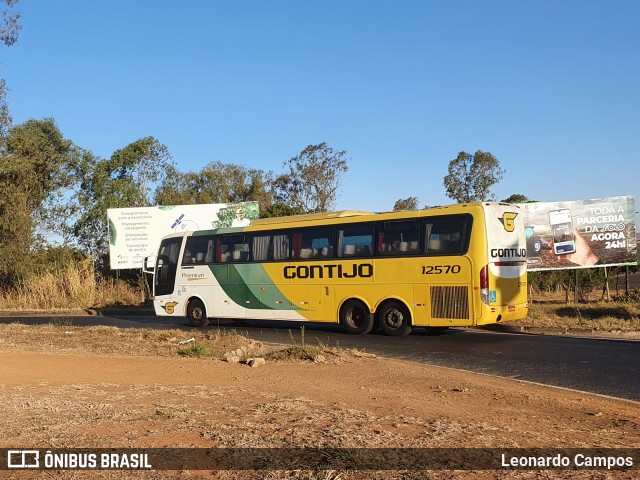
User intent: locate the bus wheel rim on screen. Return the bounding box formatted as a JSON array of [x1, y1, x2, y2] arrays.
[[347, 307, 364, 328], [385, 309, 404, 328]]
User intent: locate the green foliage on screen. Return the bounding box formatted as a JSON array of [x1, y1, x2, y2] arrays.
[[393, 197, 419, 211], [274, 142, 349, 213], [528, 268, 610, 301], [30, 245, 89, 274], [155, 161, 273, 213], [501, 193, 533, 204], [261, 202, 306, 218], [0, 79, 10, 149], [74, 137, 173, 257], [0, 118, 76, 284], [0, 0, 20, 47], [443, 150, 505, 203], [179, 342, 213, 358], [613, 289, 640, 303]]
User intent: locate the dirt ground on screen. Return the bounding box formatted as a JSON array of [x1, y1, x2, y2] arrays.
[[0, 324, 638, 479]]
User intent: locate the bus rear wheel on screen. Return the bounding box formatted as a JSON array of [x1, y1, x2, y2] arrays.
[[187, 298, 210, 327], [378, 301, 412, 336], [340, 299, 374, 335]]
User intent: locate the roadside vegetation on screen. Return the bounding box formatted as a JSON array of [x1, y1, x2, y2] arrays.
[[0, 259, 142, 310], [516, 295, 640, 333], [0, 322, 243, 358], [0, 321, 370, 365], [1, 261, 639, 335], [516, 268, 640, 333]]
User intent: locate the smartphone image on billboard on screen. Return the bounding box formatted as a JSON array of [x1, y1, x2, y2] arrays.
[[548, 209, 576, 255]]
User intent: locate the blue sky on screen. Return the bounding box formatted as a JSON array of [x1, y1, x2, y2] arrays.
[[2, 0, 639, 214]]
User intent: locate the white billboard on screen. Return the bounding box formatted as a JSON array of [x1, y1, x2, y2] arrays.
[[107, 202, 259, 269]]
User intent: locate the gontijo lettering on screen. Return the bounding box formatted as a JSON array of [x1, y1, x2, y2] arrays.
[[491, 248, 527, 258], [284, 263, 373, 279]]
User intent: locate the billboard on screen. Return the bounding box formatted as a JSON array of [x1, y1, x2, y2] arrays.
[[107, 202, 259, 269], [520, 196, 637, 271]]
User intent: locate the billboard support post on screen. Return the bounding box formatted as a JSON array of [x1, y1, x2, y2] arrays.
[[602, 267, 610, 302]]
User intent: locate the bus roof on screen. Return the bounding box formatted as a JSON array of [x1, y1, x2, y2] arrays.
[[182, 202, 516, 236], [249, 210, 374, 226], [245, 203, 500, 231]]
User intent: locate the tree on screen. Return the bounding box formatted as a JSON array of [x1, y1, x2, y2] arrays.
[[74, 137, 173, 257], [443, 150, 505, 203], [155, 161, 273, 211], [393, 197, 420, 211], [0, 118, 75, 283], [0, 0, 20, 47], [275, 142, 349, 213], [0, 80, 10, 151], [261, 202, 306, 218], [501, 194, 533, 204], [0, 0, 19, 147]]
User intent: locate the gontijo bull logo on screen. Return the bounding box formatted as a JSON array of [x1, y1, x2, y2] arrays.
[[499, 212, 518, 232], [161, 301, 178, 314]]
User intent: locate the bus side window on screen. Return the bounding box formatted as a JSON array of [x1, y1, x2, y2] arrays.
[[378, 220, 419, 256], [252, 233, 290, 261], [252, 235, 271, 261], [218, 234, 249, 263], [272, 234, 290, 260], [425, 215, 472, 255], [205, 239, 214, 263], [338, 224, 373, 258], [291, 228, 334, 260], [183, 235, 214, 265]]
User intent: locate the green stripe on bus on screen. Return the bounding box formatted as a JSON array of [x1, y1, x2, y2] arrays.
[[208, 264, 301, 311]]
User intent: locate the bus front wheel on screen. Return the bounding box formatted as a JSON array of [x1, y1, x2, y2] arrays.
[[340, 299, 374, 335], [378, 301, 412, 336], [187, 298, 210, 328]]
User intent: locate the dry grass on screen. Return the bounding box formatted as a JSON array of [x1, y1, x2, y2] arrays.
[[0, 260, 142, 310], [0, 322, 249, 358], [514, 292, 640, 332], [1, 323, 636, 479], [263, 328, 375, 364], [0, 322, 370, 364]]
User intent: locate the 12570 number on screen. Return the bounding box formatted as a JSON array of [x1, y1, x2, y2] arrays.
[[421, 265, 461, 275]]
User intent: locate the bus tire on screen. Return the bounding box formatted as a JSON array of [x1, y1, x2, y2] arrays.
[[187, 298, 210, 327], [340, 299, 374, 335], [378, 301, 412, 336]]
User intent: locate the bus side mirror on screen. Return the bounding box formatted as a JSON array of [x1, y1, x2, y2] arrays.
[[143, 255, 157, 274]]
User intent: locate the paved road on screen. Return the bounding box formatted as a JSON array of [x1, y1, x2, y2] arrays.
[[2, 314, 639, 402]]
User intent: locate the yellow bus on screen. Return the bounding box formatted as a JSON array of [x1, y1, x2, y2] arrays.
[[146, 202, 528, 336]]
